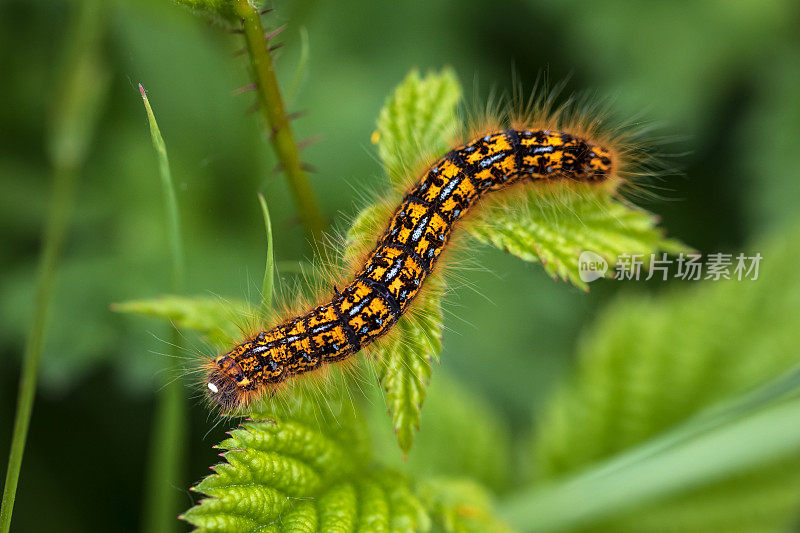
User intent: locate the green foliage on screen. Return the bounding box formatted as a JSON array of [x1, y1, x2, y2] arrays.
[[139, 78, 189, 533], [363, 67, 684, 457], [348, 70, 454, 454], [469, 189, 688, 289], [372, 291, 442, 456], [374, 68, 462, 185], [529, 222, 800, 531], [347, 203, 444, 456], [375, 68, 685, 291], [367, 372, 511, 493], [181, 391, 430, 532], [257, 193, 275, 318], [114, 293, 510, 532], [0, 0, 109, 529], [112, 296, 250, 348], [6, 2, 800, 531], [182, 386, 513, 532], [140, 84, 185, 291], [416, 478, 513, 533], [173, 0, 259, 23], [122, 67, 690, 531]]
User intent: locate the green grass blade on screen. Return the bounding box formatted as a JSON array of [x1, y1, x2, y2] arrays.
[[501, 370, 800, 532], [0, 1, 107, 530], [139, 84, 184, 289], [138, 84, 186, 533], [1, 177, 78, 533], [257, 193, 275, 319]]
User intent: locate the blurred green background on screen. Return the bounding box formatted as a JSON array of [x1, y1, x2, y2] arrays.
[[2, 0, 799, 531]]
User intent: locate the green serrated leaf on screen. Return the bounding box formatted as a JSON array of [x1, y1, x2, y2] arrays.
[[359, 67, 683, 460], [374, 69, 684, 291], [375, 68, 461, 184], [347, 203, 444, 456], [182, 394, 431, 533], [361, 67, 459, 454], [373, 288, 443, 456], [469, 187, 689, 290], [112, 295, 250, 347]]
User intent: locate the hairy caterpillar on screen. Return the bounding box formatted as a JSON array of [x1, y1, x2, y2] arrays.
[[205, 127, 614, 410]]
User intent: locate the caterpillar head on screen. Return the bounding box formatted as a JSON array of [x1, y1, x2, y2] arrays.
[[205, 339, 287, 411], [205, 366, 243, 412]]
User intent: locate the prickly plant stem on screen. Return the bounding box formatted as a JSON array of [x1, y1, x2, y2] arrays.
[[235, 0, 326, 244]]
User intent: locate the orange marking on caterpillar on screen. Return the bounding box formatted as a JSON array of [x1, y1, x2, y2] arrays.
[[206, 129, 613, 411]]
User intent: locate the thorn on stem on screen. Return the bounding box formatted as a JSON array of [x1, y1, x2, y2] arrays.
[[233, 83, 258, 95], [286, 110, 308, 121], [297, 136, 323, 150], [264, 25, 287, 41]]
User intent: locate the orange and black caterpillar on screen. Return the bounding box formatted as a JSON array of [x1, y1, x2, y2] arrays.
[[205, 128, 613, 410]]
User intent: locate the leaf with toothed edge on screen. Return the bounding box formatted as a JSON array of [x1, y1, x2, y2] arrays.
[[375, 68, 462, 185], [358, 67, 685, 456], [112, 295, 251, 348], [376, 68, 687, 291], [363, 69, 458, 455], [374, 280, 444, 457], [347, 202, 445, 457], [183, 387, 512, 532], [182, 389, 433, 532], [173, 65, 684, 531], [469, 187, 690, 290], [366, 371, 512, 493]]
